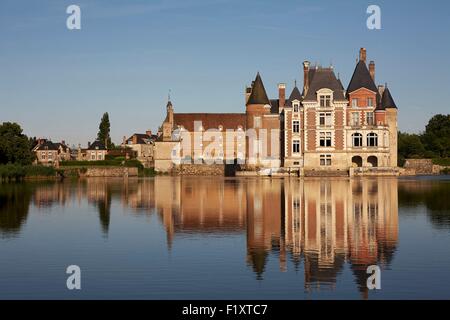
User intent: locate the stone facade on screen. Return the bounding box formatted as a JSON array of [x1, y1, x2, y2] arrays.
[[153, 48, 398, 175]]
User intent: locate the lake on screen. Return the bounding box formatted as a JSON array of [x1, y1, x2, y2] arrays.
[[1, 176, 449, 299]]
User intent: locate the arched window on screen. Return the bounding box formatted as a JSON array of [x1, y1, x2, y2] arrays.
[[352, 133, 363, 147], [367, 133, 378, 147]]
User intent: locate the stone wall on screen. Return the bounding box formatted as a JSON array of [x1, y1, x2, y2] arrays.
[[84, 167, 138, 177], [172, 164, 225, 176], [404, 159, 440, 175]]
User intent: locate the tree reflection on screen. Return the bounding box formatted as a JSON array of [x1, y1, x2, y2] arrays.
[[398, 179, 450, 228], [0, 183, 33, 238]]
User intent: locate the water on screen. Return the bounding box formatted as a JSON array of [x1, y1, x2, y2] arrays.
[[0, 176, 449, 300]]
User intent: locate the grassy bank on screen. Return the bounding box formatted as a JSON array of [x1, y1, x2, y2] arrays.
[[0, 164, 57, 181]]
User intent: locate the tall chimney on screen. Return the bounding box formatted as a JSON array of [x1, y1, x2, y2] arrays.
[[359, 48, 367, 63], [303, 61, 310, 95], [369, 61, 375, 81], [278, 83, 286, 112]]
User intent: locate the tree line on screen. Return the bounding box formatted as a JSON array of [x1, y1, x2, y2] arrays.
[[398, 114, 450, 166]]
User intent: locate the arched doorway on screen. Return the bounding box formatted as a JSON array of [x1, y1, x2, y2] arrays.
[[352, 156, 363, 167], [368, 156, 378, 167]]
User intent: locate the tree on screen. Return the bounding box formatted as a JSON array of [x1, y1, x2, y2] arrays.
[[97, 112, 112, 149], [0, 122, 35, 165], [398, 131, 426, 166], [421, 114, 450, 158]]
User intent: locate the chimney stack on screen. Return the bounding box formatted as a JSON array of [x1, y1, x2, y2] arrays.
[[88, 141, 91, 148], [369, 61, 375, 81], [359, 48, 367, 63], [303, 61, 310, 95], [278, 83, 286, 112]]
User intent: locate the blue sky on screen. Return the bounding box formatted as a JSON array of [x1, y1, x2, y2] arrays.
[[1, 0, 449, 146]]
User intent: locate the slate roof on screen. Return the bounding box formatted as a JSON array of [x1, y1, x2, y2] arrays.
[[34, 140, 58, 151], [287, 86, 302, 105], [303, 67, 346, 101], [246, 72, 270, 105], [270, 99, 279, 114], [346, 60, 378, 95], [379, 86, 397, 109], [173, 113, 246, 132], [126, 133, 155, 144], [87, 140, 106, 150]]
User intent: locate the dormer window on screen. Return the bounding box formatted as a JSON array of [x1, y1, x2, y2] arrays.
[[367, 97, 374, 107], [352, 98, 358, 107], [320, 95, 331, 107], [293, 102, 300, 112]]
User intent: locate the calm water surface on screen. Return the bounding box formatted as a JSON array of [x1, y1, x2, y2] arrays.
[[1, 176, 450, 299]]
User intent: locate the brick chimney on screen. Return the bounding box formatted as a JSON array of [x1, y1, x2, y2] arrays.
[[369, 61, 375, 81], [359, 48, 367, 63], [88, 141, 91, 148], [303, 61, 310, 95], [122, 135, 127, 145], [278, 83, 285, 112]]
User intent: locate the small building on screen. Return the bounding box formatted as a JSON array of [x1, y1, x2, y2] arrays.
[[33, 139, 71, 166], [123, 131, 158, 167], [84, 140, 107, 161]]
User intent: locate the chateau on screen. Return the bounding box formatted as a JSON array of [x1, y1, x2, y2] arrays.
[[154, 48, 398, 175]]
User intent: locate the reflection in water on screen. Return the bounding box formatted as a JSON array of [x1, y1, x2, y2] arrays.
[[398, 179, 450, 228], [2, 177, 449, 296], [0, 184, 33, 238]]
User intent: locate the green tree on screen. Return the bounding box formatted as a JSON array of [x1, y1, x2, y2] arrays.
[[421, 114, 450, 157], [97, 112, 112, 149], [398, 131, 426, 166], [0, 122, 35, 165]]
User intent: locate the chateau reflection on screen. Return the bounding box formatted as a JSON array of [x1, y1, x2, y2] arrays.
[[7, 176, 448, 296], [153, 177, 399, 297]]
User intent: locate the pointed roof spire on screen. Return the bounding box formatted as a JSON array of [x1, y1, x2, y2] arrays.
[[246, 72, 270, 105], [288, 85, 302, 102], [381, 86, 397, 109], [346, 60, 378, 96]]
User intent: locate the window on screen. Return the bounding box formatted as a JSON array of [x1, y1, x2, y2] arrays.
[[352, 98, 358, 107], [319, 132, 332, 147], [293, 102, 299, 112], [366, 112, 374, 126], [254, 116, 261, 128], [319, 112, 333, 126], [368, 97, 374, 107], [351, 112, 360, 126], [320, 154, 332, 166], [98, 154, 103, 160], [352, 133, 363, 147], [293, 140, 300, 153], [41, 152, 46, 160], [320, 95, 331, 107], [367, 133, 378, 147], [293, 120, 300, 133], [91, 152, 96, 160]]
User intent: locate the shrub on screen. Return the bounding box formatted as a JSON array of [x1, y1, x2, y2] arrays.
[[140, 167, 156, 177], [124, 159, 143, 169], [433, 158, 450, 166], [23, 165, 56, 177]]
